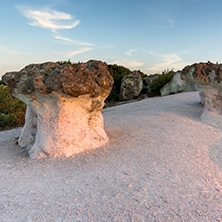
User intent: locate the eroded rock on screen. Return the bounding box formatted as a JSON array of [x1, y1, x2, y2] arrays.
[[160, 72, 196, 96], [3, 60, 114, 158], [120, 71, 143, 101], [181, 62, 222, 128], [143, 74, 160, 94]]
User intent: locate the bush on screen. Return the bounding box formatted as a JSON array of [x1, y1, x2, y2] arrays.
[[106, 64, 131, 102], [0, 83, 26, 130], [57, 59, 77, 66], [149, 69, 175, 96], [0, 80, 6, 85]]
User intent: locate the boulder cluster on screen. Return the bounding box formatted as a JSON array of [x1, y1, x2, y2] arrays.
[[3, 60, 222, 158], [114, 61, 222, 129]]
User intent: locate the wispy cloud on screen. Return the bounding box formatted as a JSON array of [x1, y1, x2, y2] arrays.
[[113, 59, 144, 69], [51, 47, 93, 58], [65, 48, 93, 57], [145, 7, 176, 29], [149, 51, 181, 72], [19, 8, 80, 32], [0, 46, 29, 56], [167, 18, 176, 29], [125, 49, 137, 56], [54, 35, 94, 46], [17, 6, 94, 47]]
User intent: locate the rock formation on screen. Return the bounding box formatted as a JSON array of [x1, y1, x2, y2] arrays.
[[181, 62, 222, 128], [120, 71, 143, 101], [2, 60, 114, 158], [160, 72, 197, 96], [143, 74, 160, 94]]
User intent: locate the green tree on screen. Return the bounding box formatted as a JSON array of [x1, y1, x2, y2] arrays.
[[0, 84, 26, 129]]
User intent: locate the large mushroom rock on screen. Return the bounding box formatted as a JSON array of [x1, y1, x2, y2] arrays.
[[181, 62, 222, 128], [2, 60, 114, 158], [120, 70, 143, 101], [160, 71, 197, 96]]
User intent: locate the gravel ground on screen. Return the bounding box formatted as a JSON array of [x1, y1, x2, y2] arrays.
[[0, 91, 222, 222]]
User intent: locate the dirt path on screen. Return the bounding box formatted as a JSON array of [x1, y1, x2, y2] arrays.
[[1, 92, 222, 221]]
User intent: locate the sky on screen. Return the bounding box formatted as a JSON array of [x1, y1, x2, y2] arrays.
[[1, 0, 222, 78]]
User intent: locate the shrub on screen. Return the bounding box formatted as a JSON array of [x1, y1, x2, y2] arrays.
[[106, 64, 131, 102], [57, 59, 77, 66], [149, 69, 175, 96], [0, 83, 26, 130], [0, 80, 6, 85]]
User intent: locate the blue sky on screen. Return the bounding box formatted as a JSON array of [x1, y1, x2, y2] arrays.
[[1, 0, 222, 77]]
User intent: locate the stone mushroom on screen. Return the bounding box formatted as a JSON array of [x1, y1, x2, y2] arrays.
[[2, 60, 114, 158], [181, 62, 222, 128]]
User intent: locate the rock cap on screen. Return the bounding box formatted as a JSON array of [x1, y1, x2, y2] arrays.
[[3, 60, 114, 98]]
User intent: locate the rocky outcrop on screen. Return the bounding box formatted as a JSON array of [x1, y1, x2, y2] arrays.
[[160, 72, 196, 96], [143, 74, 160, 94], [3, 60, 114, 158], [181, 62, 222, 128], [120, 71, 143, 101]]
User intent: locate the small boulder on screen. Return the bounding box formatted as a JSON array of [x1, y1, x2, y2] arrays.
[[3, 60, 114, 158], [120, 71, 143, 101]]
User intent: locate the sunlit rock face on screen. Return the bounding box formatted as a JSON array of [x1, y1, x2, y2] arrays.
[[160, 72, 196, 96], [181, 62, 222, 128], [3, 60, 114, 158]]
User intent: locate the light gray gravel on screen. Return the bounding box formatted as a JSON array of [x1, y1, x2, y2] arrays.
[[0, 91, 222, 221], [0, 127, 22, 143]]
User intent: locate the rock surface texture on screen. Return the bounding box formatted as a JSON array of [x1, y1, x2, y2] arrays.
[[3, 60, 114, 158], [181, 62, 222, 128], [120, 71, 143, 101], [160, 72, 197, 96]]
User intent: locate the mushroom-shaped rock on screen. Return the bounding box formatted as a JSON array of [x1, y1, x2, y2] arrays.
[[181, 62, 222, 128], [2, 60, 114, 158]]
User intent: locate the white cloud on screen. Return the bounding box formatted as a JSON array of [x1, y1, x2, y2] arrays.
[[51, 47, 93, 58], [54, 35, 94, 46], [125, 49, 137, 56], [65, 48, 93, 57], [113, 59, 144, 69], [149, 51, 181, 72], [0, 46, 29, 56], [20, 8, 80, 32]]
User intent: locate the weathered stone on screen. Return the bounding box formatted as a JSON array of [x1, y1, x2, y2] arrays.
[[143, 74, 160, 94], [160, 72, 196, 96], [18, 105, 37, 150], [3, 60, 114, 158], [120, 71, 143, 101], [181, 62, 222, 128]]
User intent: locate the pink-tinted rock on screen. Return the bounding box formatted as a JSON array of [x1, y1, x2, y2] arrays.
[[181, 62, 222, 128], [3, 60, 114, 158]]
